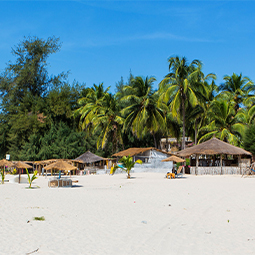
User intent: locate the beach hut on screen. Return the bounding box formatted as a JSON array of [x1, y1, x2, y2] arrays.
[[73, 151, 107, 174], [112, 147, 173, 173], [177, 137, 252, 175]]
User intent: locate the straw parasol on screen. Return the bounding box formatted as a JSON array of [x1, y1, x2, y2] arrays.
[[13, 161, 33, 184], [161, 155, 185, 163], [74, 151, 104, 164], [44, 160, 77, 171], [0, 159, 14, 184], [177, 137, 252, 157], [44, 160, 77, 178], [0, 159, 14, 168], [14, 161, 33, 169]]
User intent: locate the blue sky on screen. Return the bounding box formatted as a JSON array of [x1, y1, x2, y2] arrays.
[[0, 1, 255, 93]]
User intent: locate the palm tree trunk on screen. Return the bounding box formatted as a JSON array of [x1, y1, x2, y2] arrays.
[[182, 97, 186, 150], [152, 132, 157, 148], [166, 136, 169, 152], [195, 119, 197, 145]]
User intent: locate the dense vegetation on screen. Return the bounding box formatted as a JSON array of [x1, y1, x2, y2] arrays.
[[0, 36, 254, 160]]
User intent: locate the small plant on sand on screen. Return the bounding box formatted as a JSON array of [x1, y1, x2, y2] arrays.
[[33, 216, 45, 221], [1, 169, 4, 184], [26, 169, 38, 188], [113, 155, 142, 178]]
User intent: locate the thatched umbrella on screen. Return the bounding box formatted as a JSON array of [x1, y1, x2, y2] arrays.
[[13, 161, 33, 184], [0, 159, 14, 168], [0, 159, 14, 184], [161, 155, 185, 163], [44, 160, 77, 177]]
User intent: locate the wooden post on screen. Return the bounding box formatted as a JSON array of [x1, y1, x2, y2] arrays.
[[238, 155, 241, 175], [18, 168, 21, 183], [220, 154, 223, 175], [196, 154, 198, 175]]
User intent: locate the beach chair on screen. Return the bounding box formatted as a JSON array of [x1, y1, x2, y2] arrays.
[[242, 163, 255, 177], [175, 165, 184, 178]]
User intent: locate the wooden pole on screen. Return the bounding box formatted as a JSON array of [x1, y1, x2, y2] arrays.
[[18, 168, 21, 183], [220, 154, 223, 175], [238, 155, 241, 175], [196, 154, 198, 175]]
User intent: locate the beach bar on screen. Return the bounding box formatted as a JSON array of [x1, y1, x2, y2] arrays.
[[177, 137, 252, 175]]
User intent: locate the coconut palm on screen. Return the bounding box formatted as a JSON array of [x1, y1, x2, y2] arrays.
[[90, 93, 124, 153], [219, 73, 253, 113], [121, 76, 166, 148], [186, 79, 218, 145], [198, 99, 246, 146], [74, 83, 109, 131], [159, 56, 206, 149]]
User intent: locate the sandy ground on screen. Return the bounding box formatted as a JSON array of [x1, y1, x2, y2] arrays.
[[1, 173, 255, 255]]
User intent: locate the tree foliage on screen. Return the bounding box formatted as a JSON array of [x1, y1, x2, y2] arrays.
[[0, 38, 254, 160]]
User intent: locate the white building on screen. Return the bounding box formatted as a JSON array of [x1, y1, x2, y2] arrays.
[[112, 147, 173, 173]]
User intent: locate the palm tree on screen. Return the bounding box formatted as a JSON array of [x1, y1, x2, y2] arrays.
[[74, 83, 109, 131], [159, 56, 205, 149], [75, 84, 124, 153], [186, 79, 218, 145], [219, 73, 253, 113], [91, 93, 124, 153], [113, 155, 142, 178], [198, 99, 245, 146], [121, 76, 166, 148]]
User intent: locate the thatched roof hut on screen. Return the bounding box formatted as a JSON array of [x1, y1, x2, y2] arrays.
[[73, 151, 105, 164], [177, 137, 252, 157], [112, 147, 172, 157], [176, 137, 252, 175]]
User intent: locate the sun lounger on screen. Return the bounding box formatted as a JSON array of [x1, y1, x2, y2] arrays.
[[166, 165, 184, 179], [175, 165, 184, 178]]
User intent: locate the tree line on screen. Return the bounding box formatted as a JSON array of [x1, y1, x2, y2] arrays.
[[0, 36, 254, 161]]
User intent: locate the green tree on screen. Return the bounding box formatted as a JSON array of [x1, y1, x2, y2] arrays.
[[91, 93, 124, 153], [198, 99, 245, 146], [159, 56, 204, 149], [75, 87, 124, 154], [243, 124, 255, 154], [74, 83, 109, 131], [0, 36, 66, 159], [121, 76, 166, 148], [219, 73, 253, 113]]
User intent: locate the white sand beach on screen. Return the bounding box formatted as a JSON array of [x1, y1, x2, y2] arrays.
[[1, 173, 255, 255]]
